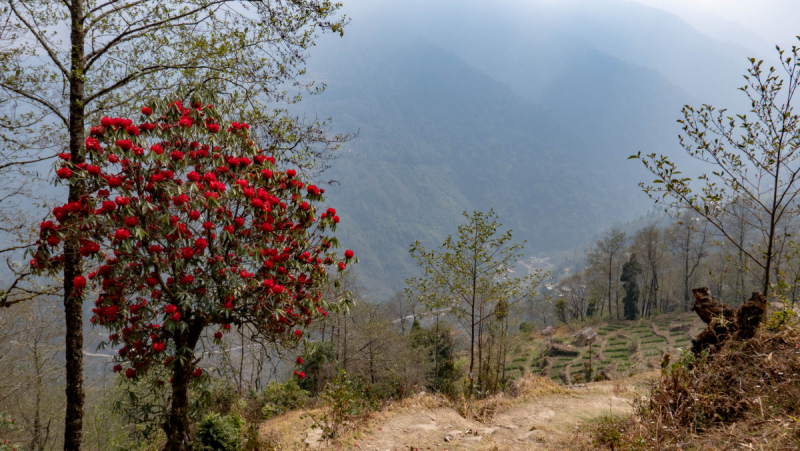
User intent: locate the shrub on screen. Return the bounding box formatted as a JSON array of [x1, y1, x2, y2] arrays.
[[195, 412, 244, 451], [592, 416, 624, 449], [308, 370, 377, 440], [362, 373, 407, 402], [298, 341, 339, 395], [628, 337, 639, 353], [261, 379, 309, 420], [0, 413, 20, 451], [411, 323, 458, 395], [519, 322, 533, 334]]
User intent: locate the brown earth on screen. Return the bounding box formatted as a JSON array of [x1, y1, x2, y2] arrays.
[[259, 375, 654, 450]]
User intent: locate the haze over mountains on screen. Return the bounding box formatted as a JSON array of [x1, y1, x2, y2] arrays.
[[295, 0, 768, 298]]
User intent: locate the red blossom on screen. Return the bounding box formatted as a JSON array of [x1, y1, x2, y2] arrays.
[[85, 136, 102, 152], [116, 139, 133, 151], [73, 275, 86, 290], [114, 229, 131, 241]]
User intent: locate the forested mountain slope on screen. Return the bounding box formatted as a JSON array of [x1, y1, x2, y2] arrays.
[[295, 1, 754, 297]]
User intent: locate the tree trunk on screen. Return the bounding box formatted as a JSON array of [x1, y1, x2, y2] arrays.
[[369, 339, 374, 384], [434, 314, 440, 387], [163, 320, 203, 451], [477, 319, 483, 394], [763, 221, 775, 297], [342, 311, 348, 373], [32, 338, 43, 451], [500, 319, 507, 385], [684, 246, 691, 312], [607, 256, 613, 319], [468, 232, 478, 397], [64, 2, 87, 448], [164, 359, 193, 451]]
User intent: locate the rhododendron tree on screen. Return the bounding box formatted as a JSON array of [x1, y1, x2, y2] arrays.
[[2, 2, 349, 449], [30, 92, 355, 450]]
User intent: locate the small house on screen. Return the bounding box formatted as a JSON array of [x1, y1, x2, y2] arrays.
[[573, 327, 598, 347]]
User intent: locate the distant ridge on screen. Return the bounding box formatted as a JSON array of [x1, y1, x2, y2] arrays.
[[295, 1, 758, 298]]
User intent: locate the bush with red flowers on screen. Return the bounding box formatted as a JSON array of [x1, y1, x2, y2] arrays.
[[29, 91, 357, 445], [0, 412, 19, 451]]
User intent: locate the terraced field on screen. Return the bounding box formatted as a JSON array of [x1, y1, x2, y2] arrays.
[[506, 312, 704, 384]]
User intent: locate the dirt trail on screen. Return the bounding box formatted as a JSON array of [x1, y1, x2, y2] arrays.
[[263, 380, 643, 451], [351, 388, 632, 450]]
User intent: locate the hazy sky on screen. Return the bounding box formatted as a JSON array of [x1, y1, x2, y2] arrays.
[[344, 0, 799, 52], [628, 0, 800, 50]]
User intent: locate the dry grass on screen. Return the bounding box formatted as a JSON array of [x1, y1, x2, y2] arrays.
[[384, 390, 450, 411], [590, 323, 800, 450], [453, 374, 564, 423]]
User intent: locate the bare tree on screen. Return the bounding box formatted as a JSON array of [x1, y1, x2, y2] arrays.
[[633, 42, 800, 298], [631, 222, 665, 318], [587, 228, 626, 319], [0, 297, 64, 450], [666, 210, 710, 311], [561, 272, 589, 322]]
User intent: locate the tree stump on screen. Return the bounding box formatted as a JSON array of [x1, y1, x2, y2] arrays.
[[690, 287, 767, 354]]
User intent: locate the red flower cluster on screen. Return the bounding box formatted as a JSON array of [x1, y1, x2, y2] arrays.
[[31, 97, 352, 382]]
